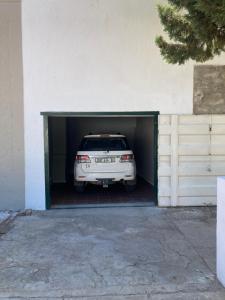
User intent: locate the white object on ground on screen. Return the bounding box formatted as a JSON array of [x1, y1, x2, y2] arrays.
[[0, 211, 10, 223], [217, 177, 225, 288]]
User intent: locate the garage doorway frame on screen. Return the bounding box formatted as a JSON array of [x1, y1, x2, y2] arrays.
[[41, 111, 159, 209]]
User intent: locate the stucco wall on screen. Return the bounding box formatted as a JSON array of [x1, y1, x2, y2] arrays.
[[22, 0, 225, 209], [0, 0, 24, 210], [22, 0, 196, 115]]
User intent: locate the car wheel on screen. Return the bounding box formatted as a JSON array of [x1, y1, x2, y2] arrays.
[[124, 183, 136, 192], [75, 183, 85, 193]]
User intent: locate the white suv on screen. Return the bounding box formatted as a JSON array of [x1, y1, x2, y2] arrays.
[[74, 134, 136, 192]]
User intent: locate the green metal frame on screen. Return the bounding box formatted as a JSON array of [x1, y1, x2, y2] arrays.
[[42, 111, 159, 209], [43, 115, 51, 209], [41, 111, 160, 117]]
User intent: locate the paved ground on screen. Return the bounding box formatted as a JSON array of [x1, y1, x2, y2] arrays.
[[0, 207, 224, 299]]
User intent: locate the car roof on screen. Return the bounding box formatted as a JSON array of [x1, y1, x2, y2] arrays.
[[84, 134, 125, 138]]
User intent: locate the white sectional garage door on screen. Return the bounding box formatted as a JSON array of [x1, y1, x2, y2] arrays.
[[158, 115, 225, 207]]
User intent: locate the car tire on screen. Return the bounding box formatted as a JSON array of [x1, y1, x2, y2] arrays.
[[124, 183, 136, 192], [75, 183, 85, 193]]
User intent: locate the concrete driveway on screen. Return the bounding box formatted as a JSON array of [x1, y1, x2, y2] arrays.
[[0, 207, 224, 299]]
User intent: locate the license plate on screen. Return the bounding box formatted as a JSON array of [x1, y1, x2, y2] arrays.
[[95, 157, 115, 163]]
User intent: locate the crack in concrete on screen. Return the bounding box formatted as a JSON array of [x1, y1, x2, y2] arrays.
[[89, 262, 107, 288], [168, 217, 216, 276]]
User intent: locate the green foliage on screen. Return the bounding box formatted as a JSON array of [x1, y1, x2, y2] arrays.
[[155, 0, 225, 64]]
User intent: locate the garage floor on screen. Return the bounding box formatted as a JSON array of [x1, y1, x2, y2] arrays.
[[0, 207, 224, 299], [51, 177, 156, 207]]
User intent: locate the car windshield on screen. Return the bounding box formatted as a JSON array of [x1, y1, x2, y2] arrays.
[[79, 137, 130, 151]]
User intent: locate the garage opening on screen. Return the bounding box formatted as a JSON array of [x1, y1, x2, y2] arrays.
[[43, 112, 159, 208]]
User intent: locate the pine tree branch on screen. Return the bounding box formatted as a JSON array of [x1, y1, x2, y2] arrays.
[[156, 0, 225, 64]]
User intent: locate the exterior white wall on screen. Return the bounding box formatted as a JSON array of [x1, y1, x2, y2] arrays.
[[22, 0, 196, 115], [0, 0, 24, 210], [22, 0, 225, 209], [217, 177, 225, 288]]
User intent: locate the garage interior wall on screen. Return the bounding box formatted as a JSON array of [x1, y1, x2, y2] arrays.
[[135, 118, 154, 184], [0, 1, 24, 210], [49, 118, 66, 183], [50, 116, 155, 187]]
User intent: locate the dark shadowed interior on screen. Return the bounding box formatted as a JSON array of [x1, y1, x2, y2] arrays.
[[48, 116, 158, 208]]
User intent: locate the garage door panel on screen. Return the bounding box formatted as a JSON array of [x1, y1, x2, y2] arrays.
[[211, 146, 225, 155], [160, 155, 170, 162], [159, 176, 170, 185], [158, 125, 171, 135], [159, 135, 171, 145], [212, 124, 225, 134], [179, 162, 212, 176], [158, 114, 225, 207], [212, 115, 225, 124], [158, 166, 171, 176], [211, 135, 225, 155], [179, 161, 225, 176], [178, 186, 216, 197], [158, 155, 171, 173], [179, 156, 211, 162], [179, 135, 210, 144], [158, 176, 171, 197], [179, 155, 225, 162], [158, 159, 170, 170], [158, 145, 171, 156], [178, 145, 210, 156], [158, 197, 171, 206], [178, 124, 209, 135], [211, 156, 225, 161], [178, 196, 216, 206], [159, 189, 171, 197], [159, 115, 171, 125], [179, 115, 211, 125], [211, 135, 225, 143], [211, 161, 225, 174], [179, 176, 216, 186]]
